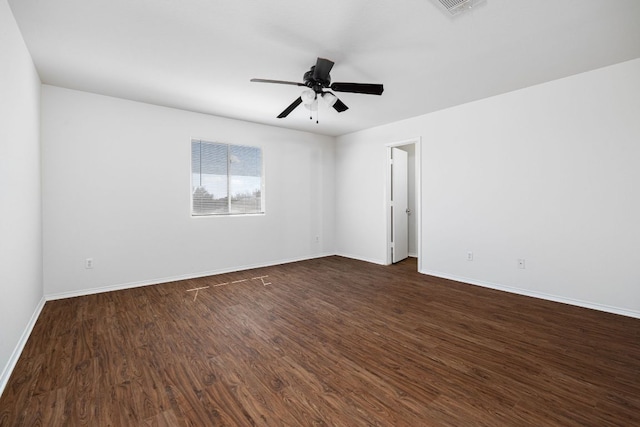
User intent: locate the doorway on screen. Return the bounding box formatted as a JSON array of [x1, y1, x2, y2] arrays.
[[386, 138, 421, 269]]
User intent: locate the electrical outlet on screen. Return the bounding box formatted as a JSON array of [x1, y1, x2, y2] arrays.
[[518, 259, 525, 269], [315, 236, 320, 243], [85, 258, 94, 269], [467, 251, 473, 261]]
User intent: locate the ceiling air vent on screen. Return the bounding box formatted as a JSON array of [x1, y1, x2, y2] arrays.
[[434, 0, 486, 16]]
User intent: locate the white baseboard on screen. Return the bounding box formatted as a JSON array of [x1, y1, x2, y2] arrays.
[[0, 296, 46, 398], [46, 252, 336, 301], [421, 269, 640, 319], [334, 252, 387, 266]]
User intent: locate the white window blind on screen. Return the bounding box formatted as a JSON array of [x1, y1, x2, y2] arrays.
[[191, 139, 263, 216]]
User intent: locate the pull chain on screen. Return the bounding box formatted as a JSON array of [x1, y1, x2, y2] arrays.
[[308, 92, 320, 124]]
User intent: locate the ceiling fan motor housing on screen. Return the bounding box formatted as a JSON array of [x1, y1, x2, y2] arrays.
[[304, 66, 330, 92]]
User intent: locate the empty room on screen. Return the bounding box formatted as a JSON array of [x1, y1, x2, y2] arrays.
[[1, 0, 639, 425]]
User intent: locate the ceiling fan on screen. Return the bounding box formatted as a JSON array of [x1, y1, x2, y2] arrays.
[[251, 57, 384, 119]]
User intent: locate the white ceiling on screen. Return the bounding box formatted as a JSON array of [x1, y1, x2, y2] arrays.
[[8, 0, 640, 136]]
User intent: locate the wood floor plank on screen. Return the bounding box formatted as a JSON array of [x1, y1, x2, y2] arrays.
[[16, 386, 67, 427], [1, 256, 639, 426], [143, 409, 181, 427]]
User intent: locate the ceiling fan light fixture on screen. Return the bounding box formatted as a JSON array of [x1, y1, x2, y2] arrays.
[[300, 89, 316, 105], [304, 100, 318, 111], [321, 92, 338, 107]]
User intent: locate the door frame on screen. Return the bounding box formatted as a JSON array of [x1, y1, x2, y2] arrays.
[[385, 137, 422, 268]]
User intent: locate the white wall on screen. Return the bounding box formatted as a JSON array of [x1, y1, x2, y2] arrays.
[[0, 0, 43, 393], [42, 86, 335, 297], [336, 58, 640, 317], [334, 135, 387, 264]]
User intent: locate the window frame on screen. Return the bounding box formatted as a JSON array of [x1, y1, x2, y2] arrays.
[[190, 138, 265, 217]]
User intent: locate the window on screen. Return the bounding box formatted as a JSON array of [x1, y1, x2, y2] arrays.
[[191, 139, 263, 216]]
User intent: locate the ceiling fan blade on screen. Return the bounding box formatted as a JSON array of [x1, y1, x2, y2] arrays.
[[333, 98, 349, 113], [330, 82, 384, 95], [313, 58, 334, 81], [251, 78, 305, 87], [277, 97, 303, 118]]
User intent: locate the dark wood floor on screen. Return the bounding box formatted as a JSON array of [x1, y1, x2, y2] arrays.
[[1, 256, 639, 426]]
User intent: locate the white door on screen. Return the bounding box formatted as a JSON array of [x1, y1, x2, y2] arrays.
[[391, 147, 409, 263]]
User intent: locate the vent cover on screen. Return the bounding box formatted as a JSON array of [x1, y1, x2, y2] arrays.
[[434, 0, 486, 16]]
